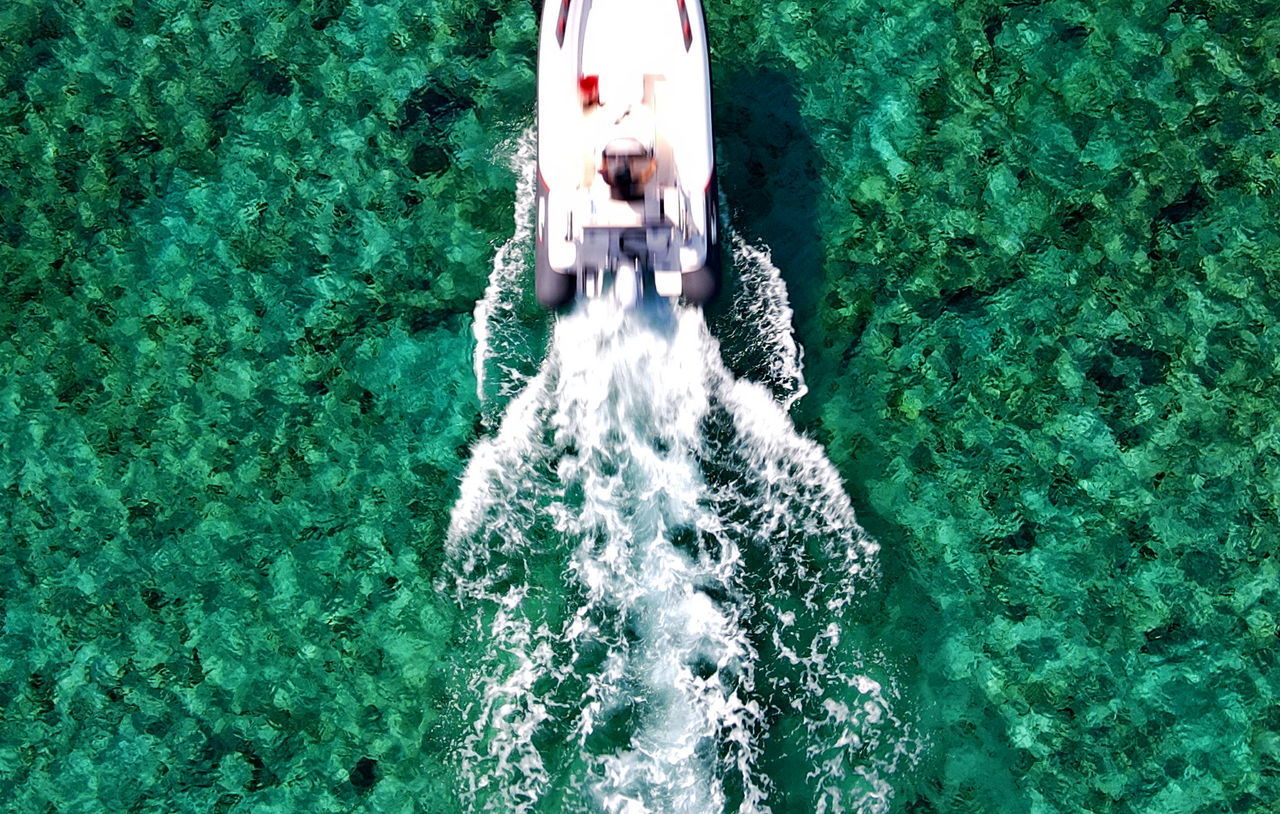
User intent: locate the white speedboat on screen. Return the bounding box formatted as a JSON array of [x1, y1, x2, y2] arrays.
[[535, 0, 721, 309]]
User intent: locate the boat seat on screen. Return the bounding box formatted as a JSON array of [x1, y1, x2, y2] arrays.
[[582, 196, 644, 228]]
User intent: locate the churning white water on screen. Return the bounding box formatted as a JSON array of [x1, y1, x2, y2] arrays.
[[471, 131, 542, 427], [446, 136, 917, 813]]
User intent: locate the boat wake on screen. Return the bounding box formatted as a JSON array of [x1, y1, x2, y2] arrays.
[[445, 136, 918, 813]]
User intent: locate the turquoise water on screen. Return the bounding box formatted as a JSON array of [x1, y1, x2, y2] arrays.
[[3, 0, 1279, 811]]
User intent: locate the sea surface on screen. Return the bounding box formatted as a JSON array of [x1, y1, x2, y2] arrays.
[[2, 0, 1278, 812]]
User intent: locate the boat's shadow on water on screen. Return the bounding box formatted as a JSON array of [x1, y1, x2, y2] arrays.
[[713, 67, 823, 330], [714, 67, 969, 809]]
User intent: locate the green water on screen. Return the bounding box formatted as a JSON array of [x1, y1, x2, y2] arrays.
[[3, 0, 1279, 811]]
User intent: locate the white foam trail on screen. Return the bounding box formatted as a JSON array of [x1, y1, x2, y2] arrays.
[[472, 128, 539, 422], [449, 302, 770, 813], [722, 235, 808, 412], [553, 303, 767, 814], [447, 299, 917, 813]]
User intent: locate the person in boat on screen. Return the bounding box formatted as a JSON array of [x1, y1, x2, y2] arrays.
[[600, 137, 655, 200], [598, 107, 656, 200]]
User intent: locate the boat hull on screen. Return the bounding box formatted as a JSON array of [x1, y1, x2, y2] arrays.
[[535, 0, 720, 309]]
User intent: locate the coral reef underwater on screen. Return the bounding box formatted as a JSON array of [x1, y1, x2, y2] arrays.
[[2, 0, 1278, 810]]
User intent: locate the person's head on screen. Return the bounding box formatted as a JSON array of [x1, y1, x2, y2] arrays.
[[600, 138, 654, 197]]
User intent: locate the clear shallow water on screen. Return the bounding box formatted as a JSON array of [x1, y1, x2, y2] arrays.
[[3, 0, 1280, 811]]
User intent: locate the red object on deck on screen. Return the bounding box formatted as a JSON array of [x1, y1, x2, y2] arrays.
[[578, 74, 600, 106]]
